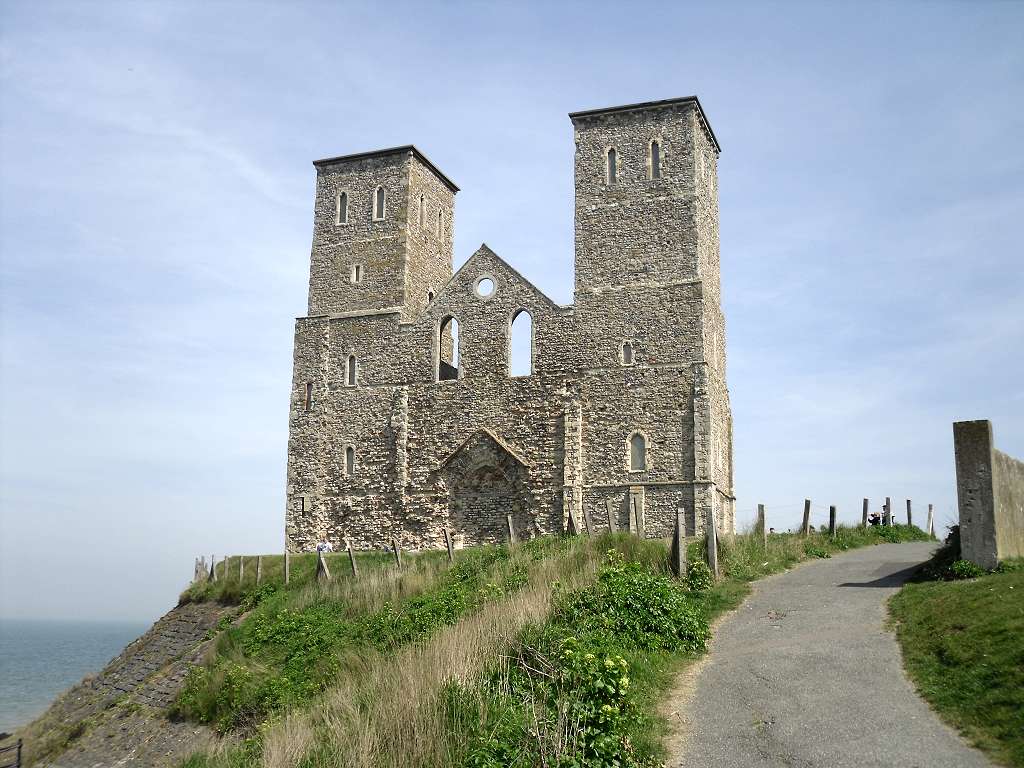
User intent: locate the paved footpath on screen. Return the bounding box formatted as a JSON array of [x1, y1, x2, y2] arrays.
[[665, 542, 994, 768]]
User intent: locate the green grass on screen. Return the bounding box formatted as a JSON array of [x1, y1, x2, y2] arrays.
[[890, 561, 1024, 767], [176, 523, 932, 768]]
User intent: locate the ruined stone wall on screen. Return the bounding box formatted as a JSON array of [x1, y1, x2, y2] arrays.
[[286, 98, 735, 551], [954, 419, 1024, 569]]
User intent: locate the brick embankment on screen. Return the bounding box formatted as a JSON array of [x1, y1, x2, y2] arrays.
[[18, 601, 234, 767]]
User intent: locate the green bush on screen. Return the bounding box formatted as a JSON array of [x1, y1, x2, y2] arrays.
[[951, 559, 985, 580], [686, 559, 713, 593], [554, 550, 709, 654]]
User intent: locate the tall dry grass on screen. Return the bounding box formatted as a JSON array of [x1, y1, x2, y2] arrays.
[[259, 540, 610, 768]]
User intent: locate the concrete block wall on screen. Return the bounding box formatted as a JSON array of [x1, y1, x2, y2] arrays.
[[953, 419, 1024, 569]]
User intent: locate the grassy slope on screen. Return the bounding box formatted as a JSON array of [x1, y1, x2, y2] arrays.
[[889, 564, 1024, 767], [180, 524, 930, 768]]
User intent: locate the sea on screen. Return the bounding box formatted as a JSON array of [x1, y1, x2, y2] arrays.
[[0, 618, 148, 734]]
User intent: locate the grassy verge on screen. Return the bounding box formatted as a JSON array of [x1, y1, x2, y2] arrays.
[[179, 524, 930, 767], [889, 557, 1024, 767]]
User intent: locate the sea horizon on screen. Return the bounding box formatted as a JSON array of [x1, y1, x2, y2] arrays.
[[0, 616, 150, 734]]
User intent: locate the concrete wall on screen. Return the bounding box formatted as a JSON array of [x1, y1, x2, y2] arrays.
[[953, 419, 1024, 569]]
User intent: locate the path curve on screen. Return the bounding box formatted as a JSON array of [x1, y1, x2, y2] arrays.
[[665, 542, 994, 768]]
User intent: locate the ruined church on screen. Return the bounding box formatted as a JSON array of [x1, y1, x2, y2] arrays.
[[285, 96, 735, 551]]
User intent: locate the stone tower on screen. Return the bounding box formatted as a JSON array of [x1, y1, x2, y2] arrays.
[[307, 146, 458, 321], [568, 97, 734, 535], [285, 97, 735, 552]]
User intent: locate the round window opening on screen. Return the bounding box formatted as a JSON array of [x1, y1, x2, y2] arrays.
[[475, 277, 495, 298]]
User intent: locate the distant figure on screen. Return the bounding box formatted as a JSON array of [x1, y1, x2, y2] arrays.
[[869, 512, 881, 527], [809, 524, 816, 533], [769, 527, 776, 534], [316, 539, 334, 553]]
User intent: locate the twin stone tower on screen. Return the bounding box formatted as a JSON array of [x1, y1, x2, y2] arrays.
[[285, 96, 735, 552]]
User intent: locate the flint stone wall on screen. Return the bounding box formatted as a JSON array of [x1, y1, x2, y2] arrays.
[[286, 98, 736, 552]]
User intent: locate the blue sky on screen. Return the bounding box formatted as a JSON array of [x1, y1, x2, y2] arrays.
[[1, 1, 1021, 622]]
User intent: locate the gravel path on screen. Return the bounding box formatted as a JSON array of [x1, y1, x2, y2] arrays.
[[665, 542, 994, 768]]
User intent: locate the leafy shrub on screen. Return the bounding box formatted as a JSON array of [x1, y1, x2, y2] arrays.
[[554, 550, 709, 654], [804, 544, 831, 559], [686, 559, 713, 593], [951, 559, 985, 580]]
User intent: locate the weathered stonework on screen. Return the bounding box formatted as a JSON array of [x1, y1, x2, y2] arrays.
[[953, 419, 1024, 569], [285, 97, 736, 551]]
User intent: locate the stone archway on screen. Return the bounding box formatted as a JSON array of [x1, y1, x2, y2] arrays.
[[438, 429, 533, 545]]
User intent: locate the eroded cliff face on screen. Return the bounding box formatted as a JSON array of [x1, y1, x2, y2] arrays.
[[15, 601, 235, 768]]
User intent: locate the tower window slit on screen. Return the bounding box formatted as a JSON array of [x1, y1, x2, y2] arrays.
[[607, 147, 617, 184], [347, 354, 357, 386], [345, 446, 355, 475], [337, 192, 348, 224], [629, 433, 647, 471], [650, 141, 661, 179], [304, 382, 313, 411], [374, 187, 385, 219]]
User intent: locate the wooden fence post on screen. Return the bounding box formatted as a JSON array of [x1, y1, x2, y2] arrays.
[[392, 538, 402, 568], [583, 506, 595, 536], [801, 499, 811, 537], [606, 498, 618, 533], [346, 539, 358, 577], [443, 528, 454, 562], [256, 555, 263, 585], [829, 505, 837, 538], [670, 508, 687, 578], [284, 550, 290, 585], [927, 504, 935, 538], [507, 514, 517, 545], [238, 556, 244, 583], [757, 503, 767, 549], [884, 497, 891, 526], [862, 498, 869, 528], [706, 505, 719, 580], [209, 555, 217, 582], [906, 499, 912, 527], [316, 549, 331, 582]]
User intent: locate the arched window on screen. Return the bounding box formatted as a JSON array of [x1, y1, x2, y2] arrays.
[[437, 316, 459, 380], [509, 309, 533, 377], [621, 342, 634, 365], [345, 446, 355, 475], [629, 433, 647, 471], [419, 194, 425, 228], [607, 147, 617, 184], [374, 187, 385, 220], [337, 192, 348, 225], [650, 140, 661, 179], [347, 354, 357, 386]]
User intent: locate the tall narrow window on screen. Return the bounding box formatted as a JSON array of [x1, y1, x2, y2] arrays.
[[304, 382, 313, 412], [345, 446, 355, 475], [607, 147, 617, 184], [629, 433, 647, 471], [419, 194, 425, 228], [509, 309, 533, 377], [621, 342, 634, 365], [436, 208, 443, 236], [337, 192, 348, 224], [437, 316, 459, 381], [427, 290, 435, 302], [351, 264, 363, 283], [650, 140, 661, 179], [374, 187, 385, 220], [347, 354, 357, 386]]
